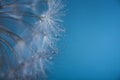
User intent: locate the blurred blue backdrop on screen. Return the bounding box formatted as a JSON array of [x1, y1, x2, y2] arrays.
[[48, 0, 120, 80]]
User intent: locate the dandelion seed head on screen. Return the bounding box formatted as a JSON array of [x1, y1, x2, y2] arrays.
[[0, 0, 65, 79]]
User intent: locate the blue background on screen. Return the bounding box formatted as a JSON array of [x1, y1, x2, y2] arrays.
[[49, 0, 120, 80]]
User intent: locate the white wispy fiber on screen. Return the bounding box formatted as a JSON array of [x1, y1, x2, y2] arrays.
[[0, 0, 65, 80]]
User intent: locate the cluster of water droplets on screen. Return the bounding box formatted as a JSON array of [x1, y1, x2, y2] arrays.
[[0, 0, 64, 80]]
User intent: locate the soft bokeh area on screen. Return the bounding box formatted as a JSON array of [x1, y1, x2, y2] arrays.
[[49, 0, 120, 80]]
